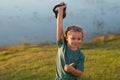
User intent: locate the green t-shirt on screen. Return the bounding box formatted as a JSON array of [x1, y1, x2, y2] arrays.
[[56, 39, 85, 80]]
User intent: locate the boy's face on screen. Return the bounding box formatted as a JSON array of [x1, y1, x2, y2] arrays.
[[66, 31, 83, 50]]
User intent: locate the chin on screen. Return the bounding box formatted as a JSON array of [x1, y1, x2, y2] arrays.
[[73, 45, 79, 48]]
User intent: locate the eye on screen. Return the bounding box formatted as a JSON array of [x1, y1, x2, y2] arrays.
[[78, 38, 82, 41], [71, 37, 75, 40], [78, 38, 80, 40]]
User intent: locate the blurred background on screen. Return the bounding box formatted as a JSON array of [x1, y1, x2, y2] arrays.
[[0, 0, 120, 47]]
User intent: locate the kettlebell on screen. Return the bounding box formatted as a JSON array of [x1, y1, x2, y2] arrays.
[[53, 3, 66, 19]]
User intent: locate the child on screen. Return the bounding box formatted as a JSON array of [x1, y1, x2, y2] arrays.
[[55, 2, 85, 80]]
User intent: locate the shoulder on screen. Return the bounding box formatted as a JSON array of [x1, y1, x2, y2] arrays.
[[57, 39, 67, 48], [78, 49, 85, 59]]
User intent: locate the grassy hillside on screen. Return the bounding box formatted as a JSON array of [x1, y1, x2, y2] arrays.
[[0, 34, 120, 80]]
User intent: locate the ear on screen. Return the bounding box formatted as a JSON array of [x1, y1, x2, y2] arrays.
[[66, 37, 68, 41]]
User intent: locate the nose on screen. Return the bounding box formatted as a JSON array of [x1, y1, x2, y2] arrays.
[[74, 39, 80, 44]]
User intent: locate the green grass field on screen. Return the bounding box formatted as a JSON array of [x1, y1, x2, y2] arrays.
[[0, 34, 120, 80]]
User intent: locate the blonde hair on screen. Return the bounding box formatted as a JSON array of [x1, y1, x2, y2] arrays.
[[62, 25, 84, 42]]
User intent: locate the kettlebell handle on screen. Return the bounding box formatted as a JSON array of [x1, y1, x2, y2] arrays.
[[53, 4, 66, 19]]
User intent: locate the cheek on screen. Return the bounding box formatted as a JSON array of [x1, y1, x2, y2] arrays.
[[78, 40, 81, 44], [67, 38, 72, 44]]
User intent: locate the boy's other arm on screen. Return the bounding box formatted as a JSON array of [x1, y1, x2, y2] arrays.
[[64, 63, 84, 77], [71, 68, 83, 77]]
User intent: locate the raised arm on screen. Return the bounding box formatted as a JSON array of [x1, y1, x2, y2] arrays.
[[56, 2, 66, 41]]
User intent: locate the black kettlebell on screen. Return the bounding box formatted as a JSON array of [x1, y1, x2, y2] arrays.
[[53, 3, 66, 19]]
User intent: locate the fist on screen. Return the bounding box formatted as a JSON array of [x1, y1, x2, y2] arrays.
[[58, 2, 66, 11], [64, 63, 75, 72]]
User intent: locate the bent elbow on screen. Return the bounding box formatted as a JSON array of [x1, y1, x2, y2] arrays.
[[80, 72, 84, 77], [78, 71, 83, 77]]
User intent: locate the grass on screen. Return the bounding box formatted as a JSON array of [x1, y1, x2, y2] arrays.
[[0, 34, 120, 80], [82, 49, 120, 80]]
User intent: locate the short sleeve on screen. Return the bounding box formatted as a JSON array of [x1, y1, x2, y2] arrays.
[[76, 54, 85, 72], [57, 39, 63, 48]]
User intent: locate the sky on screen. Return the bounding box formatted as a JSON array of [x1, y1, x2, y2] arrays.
[[0, 0, 120, 46]]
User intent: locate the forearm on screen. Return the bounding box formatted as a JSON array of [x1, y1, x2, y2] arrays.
[[70, 68, 83, 77], [56, 10, 63, 41]]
